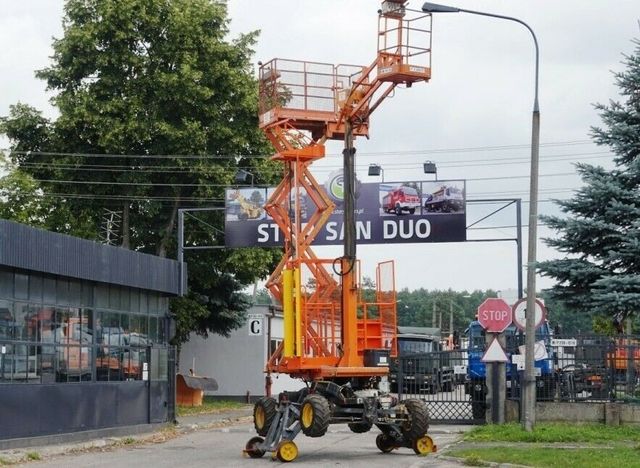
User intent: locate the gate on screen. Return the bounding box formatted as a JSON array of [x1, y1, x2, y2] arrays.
[[395, 348, 484, 424]]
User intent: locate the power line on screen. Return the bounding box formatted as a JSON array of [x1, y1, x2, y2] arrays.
[[10, 150, 611, 174], [3, 139, 595, 160]]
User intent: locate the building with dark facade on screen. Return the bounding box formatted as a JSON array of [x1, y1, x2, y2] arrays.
[[0, 220, 181, 442]]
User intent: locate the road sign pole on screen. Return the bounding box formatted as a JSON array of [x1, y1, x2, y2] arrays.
[[485, 332, 507, 424]]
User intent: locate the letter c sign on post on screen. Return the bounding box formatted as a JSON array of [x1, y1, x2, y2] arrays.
[[248, 314, 263, 336]]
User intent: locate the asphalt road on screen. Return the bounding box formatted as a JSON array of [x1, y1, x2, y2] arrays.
[[26, 423, 468, 468]]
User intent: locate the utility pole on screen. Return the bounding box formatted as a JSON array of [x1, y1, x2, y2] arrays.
[[432, 302, 436, 328], [449, 300, 454, 335]]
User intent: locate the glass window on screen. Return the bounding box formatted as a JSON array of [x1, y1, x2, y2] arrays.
[[97, 347, 122, 382], [81, 281, 93, 307], [14, 273, 28, 300], [99, 311, 122, 346], [148, 294, 159, 314], [81, 309, 94, 345], [56, 279, 69, 305], [123, 347, 143, 381], [27, 305, 55, 343], [13, 302, 29, 341], [95, 284, 109, 309], [139, 292, 148, 314], [120, 288, 131, 311], [55, 345, 91, 383], [0, 269, 12, 298], [148, 317, 158, 344], [0, 343, 39, 383], [158, 317, 166, 344], [150, 348, 167, 381], [121, 314, 130, 344], [0, 300, 13, 340], [130, 289, 140, 313], [109, 286, 121, 311], [158, 296, 169, 315], [29, 274, 43, 302], [69, 280, 82, 306], [39, 343, 55, 384], [43, 277, 56, 304]]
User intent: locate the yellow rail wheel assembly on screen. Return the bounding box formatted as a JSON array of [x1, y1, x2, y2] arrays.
[[275, 440, 299, 463]]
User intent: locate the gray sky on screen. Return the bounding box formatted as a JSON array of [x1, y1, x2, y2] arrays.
[[1, 1, 639, 296]]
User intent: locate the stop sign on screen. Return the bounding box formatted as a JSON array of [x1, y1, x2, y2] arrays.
[[477, 298, 512, 332]]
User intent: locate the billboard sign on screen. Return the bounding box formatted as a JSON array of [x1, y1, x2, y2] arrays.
[[224, 173, 466, 248]]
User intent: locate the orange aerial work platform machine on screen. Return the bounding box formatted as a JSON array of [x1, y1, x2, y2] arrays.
[[244, 2, 437, 462]]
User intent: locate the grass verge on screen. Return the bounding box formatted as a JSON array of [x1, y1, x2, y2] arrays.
[[176, 397, 247, 417], [463, 422, 640, 443], [449, 447, 640, 468]]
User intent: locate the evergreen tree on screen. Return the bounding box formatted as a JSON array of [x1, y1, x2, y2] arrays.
[[539, 38, 640, 332]]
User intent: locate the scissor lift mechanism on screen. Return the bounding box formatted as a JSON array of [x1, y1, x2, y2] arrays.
[[244, 2, 437, 462]]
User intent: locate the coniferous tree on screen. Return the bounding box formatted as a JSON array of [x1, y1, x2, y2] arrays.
[[539, 39, 640, 331]]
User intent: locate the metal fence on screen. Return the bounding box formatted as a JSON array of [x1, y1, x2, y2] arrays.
[[532, 335, 640, 403], [394, 335, 640, 425], [394, 349, 483, 424]]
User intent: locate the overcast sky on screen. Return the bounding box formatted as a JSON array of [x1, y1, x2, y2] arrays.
[[1, 1, 639, 299]]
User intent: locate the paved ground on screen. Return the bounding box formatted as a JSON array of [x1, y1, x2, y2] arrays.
[[1, 407, 475, 467]]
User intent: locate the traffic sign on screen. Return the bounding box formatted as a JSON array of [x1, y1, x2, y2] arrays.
[[481, 337, 509, 363], [512, 297, 546, 331], [248, 314, 263, 336], [551, 338, 577, 347], [477, 298, 512, 332]]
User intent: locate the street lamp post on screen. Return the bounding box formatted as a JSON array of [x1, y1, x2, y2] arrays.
[[422, 2, 540, 431]]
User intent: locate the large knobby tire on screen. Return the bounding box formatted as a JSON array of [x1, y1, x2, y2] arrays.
[[253, 397, 277, 436], [300, 394, 331, 437], [348, 421, 373, 433], [395, 204, 403, 216], [401, 399, 430, 440]]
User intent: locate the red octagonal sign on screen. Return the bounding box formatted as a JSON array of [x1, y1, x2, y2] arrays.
[[477, 298, 512, 333]]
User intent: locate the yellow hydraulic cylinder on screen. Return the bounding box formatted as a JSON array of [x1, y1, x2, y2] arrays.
[[282, 269, 295, 357], [294, 268, 303, 357]]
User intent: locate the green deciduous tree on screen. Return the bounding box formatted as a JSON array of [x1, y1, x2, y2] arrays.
[[0, 0, 281, 343], [539, 38, 640, 333]]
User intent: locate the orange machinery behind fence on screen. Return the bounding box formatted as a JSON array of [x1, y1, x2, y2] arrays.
[[607, 338, 640, 373], [259, 3, 432, 383]]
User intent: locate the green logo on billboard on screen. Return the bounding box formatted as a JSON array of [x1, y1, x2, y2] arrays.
[[326, 170, 344, 202]]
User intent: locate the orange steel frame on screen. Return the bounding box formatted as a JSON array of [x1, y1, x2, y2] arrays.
[[260, 2, 432, 382]]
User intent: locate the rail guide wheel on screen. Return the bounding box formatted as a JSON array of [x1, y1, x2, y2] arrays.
[[275, 440, 299, 462], [413, 434, 437, 455], [244, 436, 266, 459]]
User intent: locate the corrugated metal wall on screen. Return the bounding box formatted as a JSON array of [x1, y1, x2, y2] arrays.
[[0, 220, 181, 294]]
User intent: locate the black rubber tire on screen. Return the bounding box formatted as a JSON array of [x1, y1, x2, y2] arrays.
[[408, 208, 415, 214], [253, 397, 277, 436], [401, 399, 430, 440], [471, 400, 485, 420], [348, 421, 373, 433], [395, 204, 402, 215], [376, 433, 395, 453], [245, 436, 266, 458], [300, 394, 331, 437]]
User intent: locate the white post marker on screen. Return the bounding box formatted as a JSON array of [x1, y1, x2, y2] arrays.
[[481, 337, 509, 363]]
